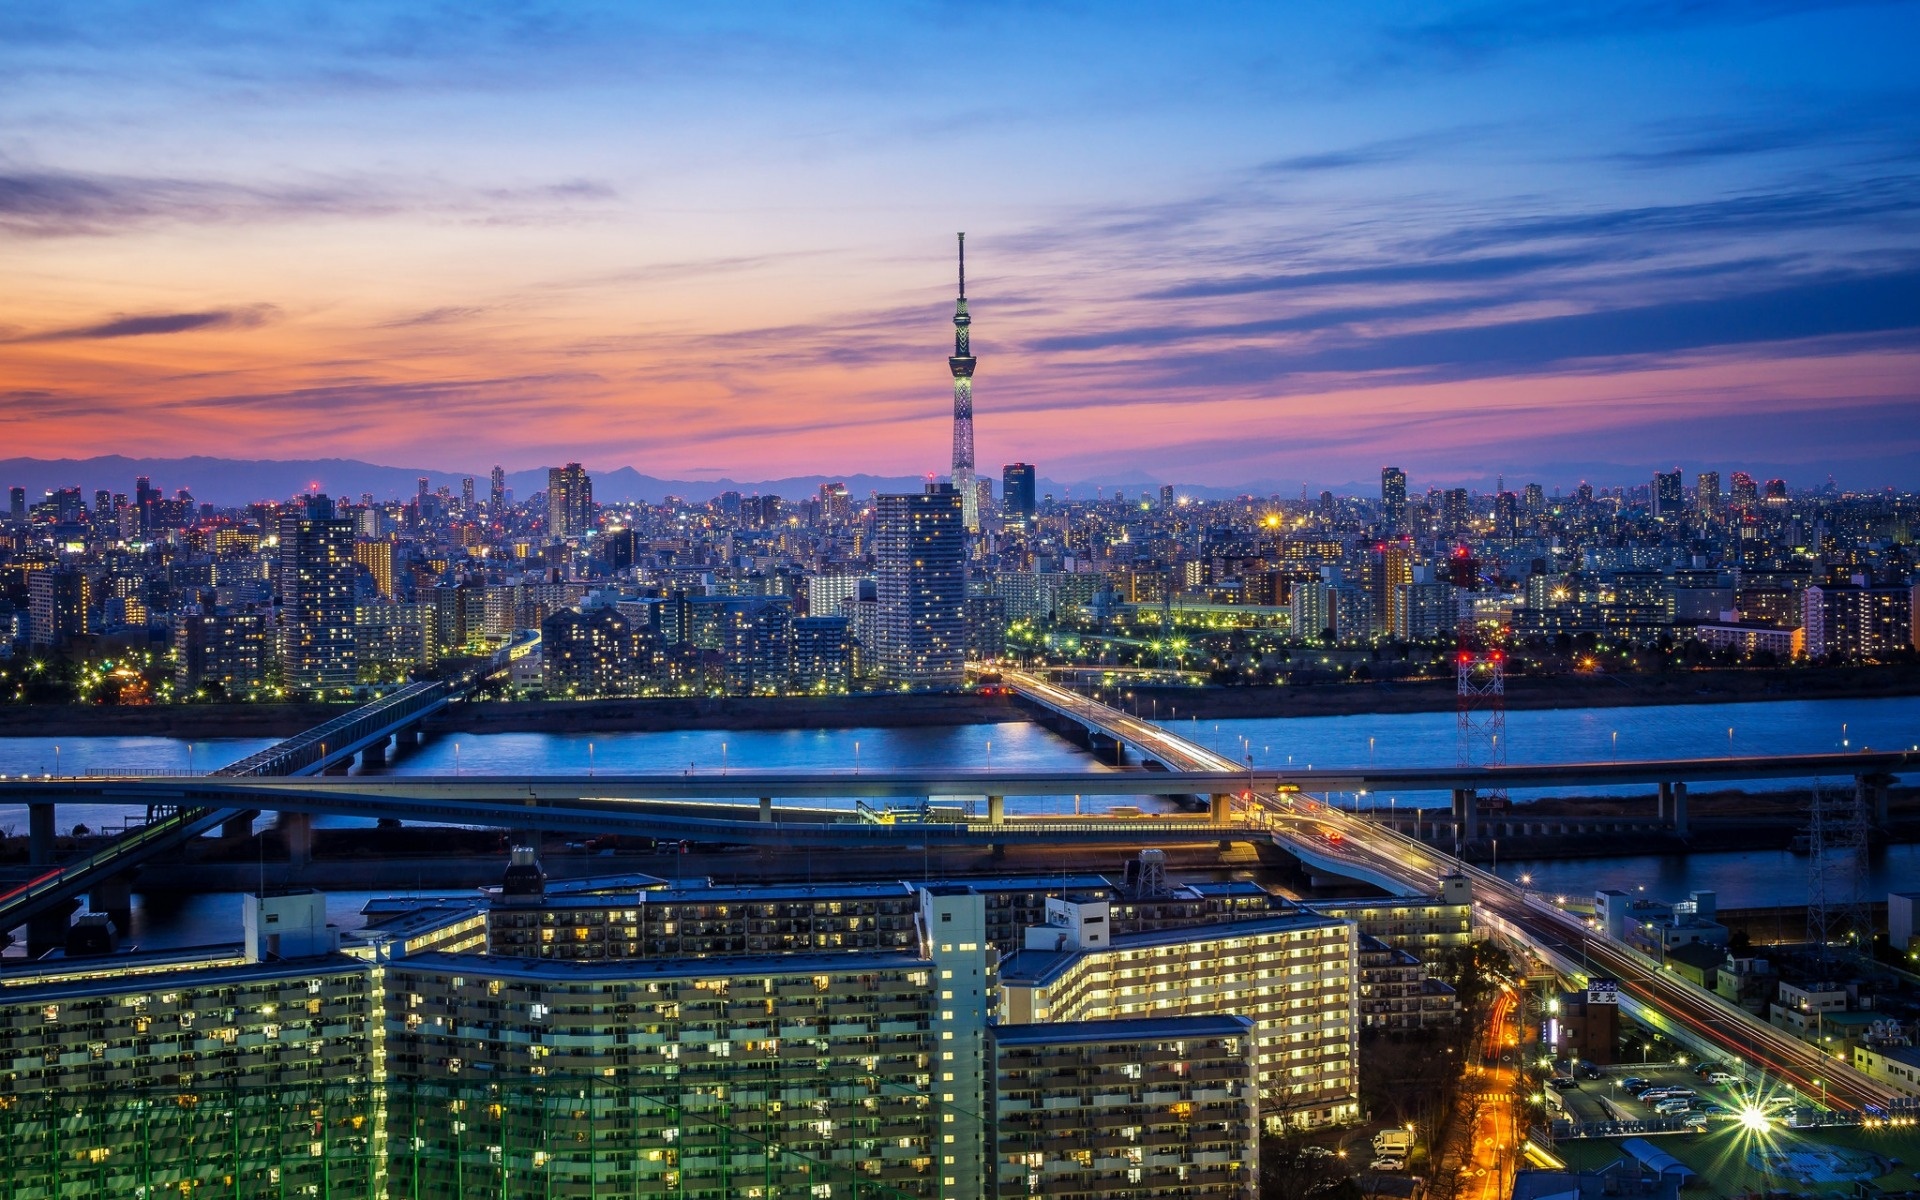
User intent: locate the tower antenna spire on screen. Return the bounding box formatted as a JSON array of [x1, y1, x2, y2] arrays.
[[948, 234, 979, 533]]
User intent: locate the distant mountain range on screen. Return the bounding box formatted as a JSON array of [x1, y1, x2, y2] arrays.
[[11, 454, 1875, 507], [3, 455, 1189, 508]]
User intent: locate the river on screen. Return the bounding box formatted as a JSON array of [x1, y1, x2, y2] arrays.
[[2, 694, 1916, 946]]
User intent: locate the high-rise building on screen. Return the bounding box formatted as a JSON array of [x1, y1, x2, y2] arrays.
[[27, 568, 90, 648], [277, 495, 358, 692], [792, 615, 852, 690], [1730, 471, 1758, 508], [1697, 471, 1721, 518], [949, 233, 979, 533], [1523, 482, 1545, 515], [875, 484, 967, 688], [460, 476, 475, 516], [1442, 487, 1470, 532], [7, 486, 24, 520], [489, 464, 506, 514], [1381, 466, 1407, 529], [173, 611, 271, 697], [1803, 583, 1912, 661], [1493, 490, 1519, 538], [1652, 468, 1684, 518], [1001, 463, 1036, 518], [134, 474, 157, 533], [352, 539, 396, 599], [546, 462, 593, 541]]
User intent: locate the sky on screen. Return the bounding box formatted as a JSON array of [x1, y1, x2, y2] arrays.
[[3, 1, 1919, 492]]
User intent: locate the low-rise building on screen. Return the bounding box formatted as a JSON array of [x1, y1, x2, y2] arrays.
[[1356, 934, 1458, 1031]]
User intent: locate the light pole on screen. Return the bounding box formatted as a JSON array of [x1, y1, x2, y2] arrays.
[[588, 742, 595, 778], [53, 745, 61, 778], [721, 742, 728, 776]]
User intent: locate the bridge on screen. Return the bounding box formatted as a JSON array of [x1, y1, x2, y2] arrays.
[[1001, 668, 1912, 1114], [0, 639, 532, 952], [3, 661, 1912, 1112]]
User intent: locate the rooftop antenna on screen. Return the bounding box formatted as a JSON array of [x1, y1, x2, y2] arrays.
[[958, 231, 966, 299]]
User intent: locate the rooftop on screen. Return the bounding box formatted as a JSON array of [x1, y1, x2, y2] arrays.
[[989, 1014, 1255, 1046]]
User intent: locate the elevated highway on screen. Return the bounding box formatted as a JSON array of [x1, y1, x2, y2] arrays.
[[1002, 668, 1907, 1114], [0, 640, 532, 949]]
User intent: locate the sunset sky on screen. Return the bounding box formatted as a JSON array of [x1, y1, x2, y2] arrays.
[[4, 2, 1918, 490]]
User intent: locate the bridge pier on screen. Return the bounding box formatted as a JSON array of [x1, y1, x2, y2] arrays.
[[1657, 781, 1671, 822], [1452, 789, 1478, 842], [988, 795, 1005, 826], [89, 876, 134, 933], [759, 796, 773, 823], [29, 802, 56, 866], [278, 812, 315, 870], [1210, 794, 1231, 826], [359, 736, 390, 770], [1858, 773, 1891, 826], [221, 813, 255, 840], [25, 900, 76, 960], [1671, 782, 1688, 836]]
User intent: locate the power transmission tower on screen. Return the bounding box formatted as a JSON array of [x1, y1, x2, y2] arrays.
[[1806, 777, 1870, 965]]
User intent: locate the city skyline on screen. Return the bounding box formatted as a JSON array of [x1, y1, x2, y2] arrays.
[[3, 4, 1917, 486]]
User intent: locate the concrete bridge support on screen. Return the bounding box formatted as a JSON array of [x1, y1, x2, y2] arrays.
[[1671, 783, 1689, 836], [759, 796, 773, 823], [25, 900, 76, 960], [89, 876, 133, 933], [988, 795, 1005, 826], [1210, 794, 1232, 826], [359, 736, 390, 770], [1451, 789, 1478, 842], [29, 803, 56, 866], [1858, 773, 1891, 826], [278, 812, 315, 870], [1657, 781, 1672, 822], [221, 813, 255, 840]]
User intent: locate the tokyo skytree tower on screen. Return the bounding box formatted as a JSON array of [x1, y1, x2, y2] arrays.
[[949, 232, 979, 532]]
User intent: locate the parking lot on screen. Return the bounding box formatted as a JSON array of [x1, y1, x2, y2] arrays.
[[1545, 1061, 1746, 1125]]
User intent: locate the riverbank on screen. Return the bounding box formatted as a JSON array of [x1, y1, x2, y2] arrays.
[[1127, 663, 1920, 720], [2, 662, 1916, 735], [0, 692, 1021, 738]]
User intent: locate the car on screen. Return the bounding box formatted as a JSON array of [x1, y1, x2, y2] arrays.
[[1654, 1099, 1692, 1115], [1370, 1158, 1406, 1172], [1549, 1076, 1579, 1090], [1581, 1063, 1603, 1080], [1707, 1072, 1738, 1085], [1301, 1146, 1335, 1160]]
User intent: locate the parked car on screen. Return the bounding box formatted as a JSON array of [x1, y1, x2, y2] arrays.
[[1301, 1146, 1335, 1160], [1580, 1063, 1603, 1080], [1707, 1072, 1738, 1085], [1370, 1158, 1406, 1172], [1654, 1098, 1692, 1115], [1549, 1076, 1579, 1090]]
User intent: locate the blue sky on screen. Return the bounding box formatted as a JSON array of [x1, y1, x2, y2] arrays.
[[3, 1, 1917, 489]]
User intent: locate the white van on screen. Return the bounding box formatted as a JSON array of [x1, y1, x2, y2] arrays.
[[1707, 1072, 1738, 1085], [1654, 1098, 1692, 1115]]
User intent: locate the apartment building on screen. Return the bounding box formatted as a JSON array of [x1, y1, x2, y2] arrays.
[[989, 1015, 1259, 1199], [998, 898, 1359, 1127]]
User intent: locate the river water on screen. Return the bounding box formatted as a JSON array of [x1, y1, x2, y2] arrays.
[[2, 694, 1916, 946]]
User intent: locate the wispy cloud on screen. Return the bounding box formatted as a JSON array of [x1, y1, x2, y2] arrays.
[[0, 164, 618, 239], [12, 304, 279, 341]]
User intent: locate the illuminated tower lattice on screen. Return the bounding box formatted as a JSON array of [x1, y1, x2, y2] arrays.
[[949, 232, 979, 533]]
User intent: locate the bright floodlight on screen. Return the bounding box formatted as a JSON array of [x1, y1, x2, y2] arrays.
[[1739, 1106, 1770, 1132]]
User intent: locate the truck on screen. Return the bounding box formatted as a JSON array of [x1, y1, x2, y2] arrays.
[[1372, 1129, 1415, 1157]]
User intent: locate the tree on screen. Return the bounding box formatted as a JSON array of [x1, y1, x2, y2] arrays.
[[1260, 1135, 1361, 1200]]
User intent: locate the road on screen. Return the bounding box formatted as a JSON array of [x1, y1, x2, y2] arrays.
[[1461, 987, 1522, 1200]]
